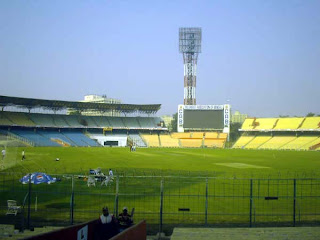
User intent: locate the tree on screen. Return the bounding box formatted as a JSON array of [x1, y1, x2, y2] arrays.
[[306, 112, 315, 117], [229, 122, 242, 142], [170, 113, 178, 132]]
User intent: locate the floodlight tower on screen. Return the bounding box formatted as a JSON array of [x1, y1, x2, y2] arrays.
[[179, 27, 202, 105]]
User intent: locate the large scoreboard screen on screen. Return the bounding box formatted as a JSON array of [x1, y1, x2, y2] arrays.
[[178, 104, 230, 133]]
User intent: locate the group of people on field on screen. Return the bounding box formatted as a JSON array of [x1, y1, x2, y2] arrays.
[[96, 206, 133, 239], [1, 149, 26, 161]]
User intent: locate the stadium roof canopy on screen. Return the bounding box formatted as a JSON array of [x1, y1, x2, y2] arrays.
[[0, 95, 161, 114]]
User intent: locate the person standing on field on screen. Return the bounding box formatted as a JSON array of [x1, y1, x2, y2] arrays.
[[22, 150, 26, 161], [1, 149, 5, 160]]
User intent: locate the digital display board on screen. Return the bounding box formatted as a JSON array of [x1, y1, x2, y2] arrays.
[[177, 104, 230, 133], [183, 109, 224, 129]]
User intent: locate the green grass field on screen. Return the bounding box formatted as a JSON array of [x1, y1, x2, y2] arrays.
[[1, 147, 320, 228], [2, 147, 320, 177]]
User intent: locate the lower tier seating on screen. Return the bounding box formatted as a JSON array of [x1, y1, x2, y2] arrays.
[[8, 129, 99, 147], [279, 136, 318, 150], [141, 134, 160, 147], [245, 136, 272, 149], [204, 139, 225, 148], [160, 135, 180, 147], [232, 136, 255, 148], [259, 136, 296, 149], [180, 139, 202, 148]]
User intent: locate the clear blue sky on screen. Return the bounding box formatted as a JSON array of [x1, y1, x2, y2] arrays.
[[1, 0, 319, 117]]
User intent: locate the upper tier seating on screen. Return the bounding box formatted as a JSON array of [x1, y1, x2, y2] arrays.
[[0, 112, 14, 126], [259, 136, 296, 149], [254, 118, 278, 130], [280, 136, 320, 150], [52, 115, 69, 127], [93, 117, 110, 127], [123, 118, 141, 128], [4, 112, 35, 126], [107, 117, 125, 128], [245, 136, 272, 149], [63, 115, 82, 127], [29, 114, 55, 127], [273, 118, 303, 130], [0, 112, 162, 129], [160, 135, 180, 147], [241, 119, 255, 130], [137, 117, 158, 128], [299, 117, 320, 129], [141, 134, 160, 147], [232, 136, 255, 148]]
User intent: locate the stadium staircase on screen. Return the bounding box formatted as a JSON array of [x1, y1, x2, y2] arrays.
[[309, 142, 320, 151], [60, 132, 78, 146], [158, 134, 162, 147], [298, 118, 306, 129], [51, 138, 71, 147]]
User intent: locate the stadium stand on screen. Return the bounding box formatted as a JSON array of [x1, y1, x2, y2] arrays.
[[62, 131, 99, 146], [128, 133, 146, 147], [0, 133, 28, 147], [204, 132, 218, 138], [219, 132, 228, 139], [236, 117, 320, 151], [245, 136, 272, 149], [171, 132, 191, 139], [254, 118, 278, 130], [4, 112, 35, 126], [180, 139, 202, 148], [0, 96, 166, 147], [141, 134, 160, 147], [123, 117, 141, 128], [7, 129, 99, 147], [203, 139, 225, 148], [29, 113, 55, 127], [0, 112, 14, 126], [52, 114, 70, 127], [240, 118, 255, 130], [191, 132, 204, 138], [159, 135, 180, 147], [0, 112, 163, 129], [232, 136, 255, 148], [107, 117, 125, 128], [11, 129, 60, 147], [137, 117, 157, 128], [299, 117, 320, 129], [40, 130, 74, 146], [273, 118, 303, 130], [259, 136, 296, 149], [299, 137, 320, 150], [279, 136, 320, 150]]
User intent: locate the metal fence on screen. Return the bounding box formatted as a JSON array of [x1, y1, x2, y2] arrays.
[[1, 173, 320, 233]]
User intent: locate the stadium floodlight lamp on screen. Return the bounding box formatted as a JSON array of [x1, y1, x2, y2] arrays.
[[179, 28, 202, 105]]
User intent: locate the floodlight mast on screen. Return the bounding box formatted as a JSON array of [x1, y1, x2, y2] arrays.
[[179, 27, 202, 105]]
